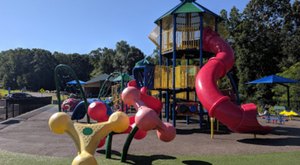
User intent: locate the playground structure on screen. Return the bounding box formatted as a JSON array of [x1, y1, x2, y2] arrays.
[[103, 72, 133, 112], [49, 1, 274, 164], [111, 83, 121, 110], [145, 0, 271, 133], [145, 0, 238, 127]]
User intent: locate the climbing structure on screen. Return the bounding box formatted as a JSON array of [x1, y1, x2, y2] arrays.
[[149, 0, 237, 127], [149, 0, 271, 134]]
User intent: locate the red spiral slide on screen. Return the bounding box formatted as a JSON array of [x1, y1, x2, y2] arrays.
[[195, 28, 271, 134]]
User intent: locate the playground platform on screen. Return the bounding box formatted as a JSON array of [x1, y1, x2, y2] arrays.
[[0, 105, 300, 158]]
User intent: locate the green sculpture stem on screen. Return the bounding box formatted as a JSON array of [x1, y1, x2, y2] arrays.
[[105, 132, 114, 159], [121, 126, 139, 162]]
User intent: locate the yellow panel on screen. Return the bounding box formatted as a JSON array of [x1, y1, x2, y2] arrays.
[[154, 66, 162, 89], [172, 66, 199, 88], [154, 65, 199, 89], [162, 66, 170, 89], [154, 66, 171, 89]]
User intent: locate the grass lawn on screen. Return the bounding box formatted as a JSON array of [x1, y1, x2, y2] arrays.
[[0, 88, 68, 102], [1, 150, 300, 165], [0, 89, 21, 98]]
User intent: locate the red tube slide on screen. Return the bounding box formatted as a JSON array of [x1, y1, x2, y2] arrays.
[[195, 28, 271, 134]]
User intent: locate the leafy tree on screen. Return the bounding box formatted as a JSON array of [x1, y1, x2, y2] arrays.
[[114, 41, 131, 73], [126, 46, 145, 74], [219, 7, 242, 46], [218, 9, 229, 39], [0, 41, 143, 91], [292, 0, 300, 27], [89, 48, 103, 76], [233, 0, 291, 102], [279, 0, 300, 69], [114, 41, 144, 74], [89, 41, 144, 76], [0, 49, 33, 89], [54, 52, 93, 81], [146, 48, 159, 65], [89, 48, 115, 76], [0, 48, 93, 91], [31, 49, 57, 90], [0, 48, 57, 90], [273, 62, 300, 109]]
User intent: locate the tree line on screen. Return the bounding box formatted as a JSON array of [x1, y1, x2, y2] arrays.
[[0, 41, 145, 91], [219, 0, 300, 108]]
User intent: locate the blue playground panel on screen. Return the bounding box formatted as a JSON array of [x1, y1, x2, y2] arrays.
[[133, 65, 155, 89]]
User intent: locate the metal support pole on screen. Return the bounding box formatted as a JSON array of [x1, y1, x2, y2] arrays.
[[172, 14, 177, 127], [214, 17, 218, 32], [159, 20, 163, 118], [12, 104, 14, 118], [186, 59, 190, 125], [199, 14, 204, 67], [159, 20, 163, 68], [279, 83, 290, 110], [5, 100, 8, 120], [121, 73, 125, 112], [198, 14, 204, 128], [287, 86, 290, 108], [227, 72, 241, 105], [166, 60, 170, 122], [210, 117, 214, 139]]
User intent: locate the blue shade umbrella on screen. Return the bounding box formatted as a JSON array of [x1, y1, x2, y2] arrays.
[[66, 80, 86, 85], [247, 75, 298, 84], [248, 75, 299, 108]]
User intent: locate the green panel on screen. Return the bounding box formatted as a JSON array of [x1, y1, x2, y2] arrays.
[[175, 2, 203, 14]]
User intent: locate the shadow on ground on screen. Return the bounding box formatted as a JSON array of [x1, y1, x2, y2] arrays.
[[97, 150, 176, 164], [1, 119, 20, 125], [238, 126, 300, 146], [182, 160, 212, 165], [270, 126, 300, 136], [238, 137, 300, 146], [176, 128, 230, 135]]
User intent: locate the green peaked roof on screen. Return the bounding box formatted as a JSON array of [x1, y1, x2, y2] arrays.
[[155, 0, 221, 24], [175, 1, 203, 13]]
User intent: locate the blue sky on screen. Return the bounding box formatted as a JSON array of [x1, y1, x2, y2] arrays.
[[0, 0, 249, 55]]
